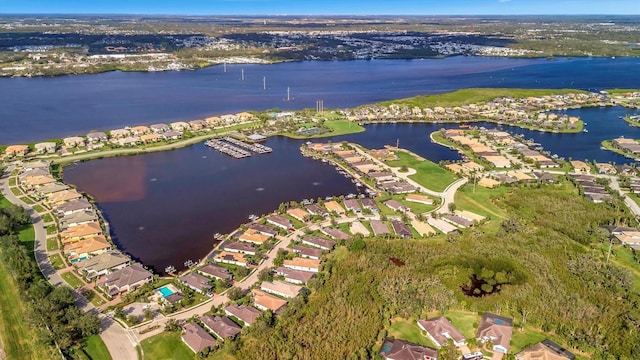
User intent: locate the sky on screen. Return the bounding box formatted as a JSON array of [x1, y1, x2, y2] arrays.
[[0, 0, 639, 16]]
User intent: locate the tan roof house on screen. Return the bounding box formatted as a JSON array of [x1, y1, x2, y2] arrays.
[[477, 313, 513, 354], [200, 315, 242, 340], [34, 142, 57, 154], [516, 339, 575, 360], [109, 128, 130, 139], [77, 250, 131, 279], [87, 132, 108, 143], [417, 316, 466, 347], [64, 235, 111, 261], [224, 304, 261, 326], [188, 120, 207, 131], [324, 200, 345, 214], [260, 280, 303, 299], [181, 322, 217, 354], [140, 133, 162, 143], [170, 121, 191, 131], [251, 289, 288, 313], [100, 263, 152, 296], [286, 207, 309, 222], [570, 160, 591, 174], [405, 194, 434, 205], [213, 251, 248, 267], [238, 229, 271, 245], [63, 136, 85, 148], [23, 174, 56, 188], [283, 258, 320, 273], [5, 145, 29, 157], [60, 221, 102, 244], [48, 189, 82, 205], [205, 116, 222, 127], [130, 126, 150, 136]]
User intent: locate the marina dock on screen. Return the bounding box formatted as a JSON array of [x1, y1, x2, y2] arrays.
[[205, 137, 273, 158], [223, 136, 273, 154]]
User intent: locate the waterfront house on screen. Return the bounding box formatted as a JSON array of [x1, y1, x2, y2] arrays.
[[391, 221, 413, 239], [116, 136, 141, 147], [34, 142, 57, 154], [109, 128, 130, 139], [224, 304, 261, 326], [140, 133, 162, 143], [60, 210, 99, 230], [516, 339, 575, 360], [223, 241, 256, 255], [595, 162, 617, 175], [570, 160, 591, 174], [251, 289, 287, 313], [100, 263, 153, 296], [150, 123, 170, 133], [370, 220, 391, 236], [197, 264, 232, 282], [205, 116, 222, 127], [477, 313, 513, 354], [23, 175, 56, 189], [201, 315, 242, 340], [236, 112, 256, 121], [36, 182, 69, 198], [4, 145, 29, 158], [283, 258, 320, 273], [170, 121, 191, 132], [86, 132, 108, 143], [417, 316, 466, 348], [22, 160, 50, 171], [220, 114, 238, 124], [48, 189, 82, 205], [213, 251, 248, 267], [238, 229, 271, 245], [344, 199, 362, 213], [178, 272, 213, 295], [181, 322, 217, 354], [60, 221, 102, 244], [286, 207, 309, 222], [305, 203, 328, 217], [261, 280, 303, 299], [77, 250, 130, 279], [405, 194, 434, 205], [64, 235, 111, 262], [292, 245, 323, 260], [266, 215, 293, 230], [248, 223, 278, 237], [130, 126, 150, 136], [360, 198, 379, 213], [188, 120, 207, 131], [20, 167, 50, 179], [320, 228, 349, 240], [162, 131, 182, 140], [379, 338, 438, 360], [56, 198, 92, 217], [349, 221, 371, 237], [383, 199, 410, 213], [301, 236, 335, 251], [324, 200, 345, 215], [274, 267, 315, 285], [63, 136, 85, 148]]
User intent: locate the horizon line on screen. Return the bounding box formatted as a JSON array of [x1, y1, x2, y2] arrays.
[[1, 13, 640, 17]]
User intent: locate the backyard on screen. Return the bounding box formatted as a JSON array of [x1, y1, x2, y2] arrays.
[[141, 331, 195, 360]]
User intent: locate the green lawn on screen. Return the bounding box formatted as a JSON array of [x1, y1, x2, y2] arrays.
[[82, 334, 113, 360], [141, 331, 195, 360], [41, 213, 54, 224], [87, 290, 106, 307], [8, 178, 16, 186], [510, 327, 547, 353], [61, 271, 85, 289], [597, 243, 640, 292], [324, 120, 366, 136], [387, 318, 437, 348], [10, 187, 21, 196], [386, 151, 457, 192], [0, 259, 58, 360], [46, 224, 57, 235], [0, 195, 11, 208], [46, 237, 59, 251], [443, 310, 479, 339], [32, 204, 46, 213], [454, 184, 509, 220], [49, 254, 66, 270], [18, 196, 34, 205]]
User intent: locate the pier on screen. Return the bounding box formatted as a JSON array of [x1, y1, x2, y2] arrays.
[[223, 136, 273, 154], [205, 139, 251, 158]]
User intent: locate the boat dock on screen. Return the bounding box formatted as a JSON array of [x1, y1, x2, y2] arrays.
[[205, 139, 251, 158], [223, 136, 273, 154]]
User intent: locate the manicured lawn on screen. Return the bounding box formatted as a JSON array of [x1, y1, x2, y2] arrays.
[[46, 237, 59, 251], [49, 254, 66, 270], [0, 261, 58, 360], [61, 271, 85, 289], [18, 196, 34, 204], [8, 178, 16, 186], [325, 120, 365, 136], [443, 310, 479, 339], [10, 187, 21, 196], [386, 151, 457, 192], [41, 213, 54, 224], [387, 318, 436, 348], [0, 195, 11, 208], [82, 334, 113, 360], [510, 327, 546, 353], [46, 224, 57, 235], [32, 204, 46, 213], [88, 290, 107, 307], [141, 331, 195, 360]]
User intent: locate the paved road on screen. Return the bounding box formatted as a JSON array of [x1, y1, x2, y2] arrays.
[[0, 168, 138, 360]]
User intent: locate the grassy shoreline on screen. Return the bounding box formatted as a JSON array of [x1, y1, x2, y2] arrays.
[[601, 140, 639, 160]]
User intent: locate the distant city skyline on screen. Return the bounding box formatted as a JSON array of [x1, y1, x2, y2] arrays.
[[1, 0, 639, 16]]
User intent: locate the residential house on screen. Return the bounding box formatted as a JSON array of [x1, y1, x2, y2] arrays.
[[48, 189, 82, 205], [379, 338, 438, 360], [170, 121, 191, 132], [56, 198, 92, 217], [197, 264, 232, 282], [324, 200, 345, 215], [60, 222, 102, 244], [266, 215, 293, 230], [201, 315, 242, 340], [77, 250, 130, 279], [384, 199, 409, 213], [320, 228, 349, 240], [238, 229, 271, 245], [205, 116, 222, 127], [570, 160, 591, 174], [391, 220, 413, 239], [150, 123, 170, 133], [23, 175, 56, 189], [212, 251, 248, 267], [163, 131, 182, 140], [442, 214, 474, 228], [116, 136, 140, 147], [427, 217, 459, 234], [343, 199, 362, 213], [274, 267, 315, 285], [130, 126, 150, 136], [417, 316, 466, 347], [595, 163, 617, 175], [100, 263, 153, 296], [292, 245, 323, 260], [350, 221, 371, 237], [178, 272, 213, 295], [4, 144, 29, 157], [59, 210, 98, 230], [181, 322, 217, 354], [109, 128, 130, 139], [305, 203, 328, 217], [516, 339, 575, 360], [22, 160, 49, 171], [283, 258, 320, 273], [405, 194, 434, 205], [86, 132, 108, 143], [286, 208, 309, 222], [223, 241, 256, 255], [411, 220, 436, 237], [260, 280, 303, 299], [251, 289, 288, 313], [370, 220, 391, 236], [454, 210, 485, 223], [64, 235, 111, 262], [36, 182, 69, 197], [63, 136, 85, 148], [360, 198, 379, 213], [301, 236, 336, 251], [613, 229, 640, 246], [477, 313, 513, 354], [140, 133, 162, 143], [34, 142, 57, 154], [224, 304, 261, 326], [248, 223, 278, 237], [188, 120, 207, 131]]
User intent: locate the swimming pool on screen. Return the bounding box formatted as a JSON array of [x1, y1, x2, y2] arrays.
[[158, 285, 175, 298]]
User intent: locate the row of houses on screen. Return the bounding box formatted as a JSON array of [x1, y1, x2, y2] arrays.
[[570, 174, 612, 203]]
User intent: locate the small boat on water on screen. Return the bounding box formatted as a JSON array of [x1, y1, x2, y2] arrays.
[[165, 265, 176, 273], [248, 214, 258, 221], [583, 129, 589, 133], [184, 260, 195, 268]]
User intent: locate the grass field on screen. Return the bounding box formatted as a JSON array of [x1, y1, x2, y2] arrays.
[[61, 271, 84, 289], [454, 184, 509, 221], [49, 254, 66, 270], [282, 119, 365, 139], [32, 204, 46, 213], [46, 237, 59, 251], [46, 225, 57, 235], [0, 260, 58, 360], [386, 151, 457, 192], [443, 310, 479, 340], [41, 213, 54, 224], [0, 195, 12, 208], [387, 318, 437, 348], [81, 335, 113, 360], [141, 331, 195, 360]]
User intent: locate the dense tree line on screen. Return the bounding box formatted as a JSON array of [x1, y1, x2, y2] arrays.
[[0, 204, 31, 236], [231, 186, 640, 359], [0, 204, 100, 355]]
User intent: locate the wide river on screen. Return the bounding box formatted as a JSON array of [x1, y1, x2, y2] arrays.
[[8, 56, 639, 272]]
